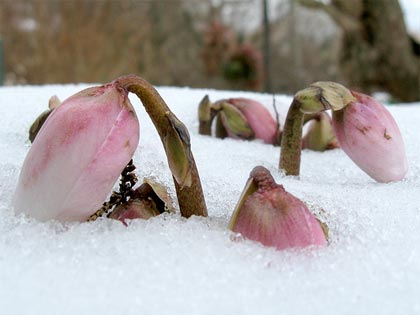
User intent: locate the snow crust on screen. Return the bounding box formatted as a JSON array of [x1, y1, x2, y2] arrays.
[[1, 84, 420, 315]]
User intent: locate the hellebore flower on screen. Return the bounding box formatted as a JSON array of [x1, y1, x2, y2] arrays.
[[279, 81, 407, 182], [115, 75, 207, 218], [15, 74, 208, 222], [302, 112, 339, 151], [198, 95, 280, 144], [14, 83, 140, 221], [229, 166, 327, 250], [332, 91, 407, 182], [109, 179, 174, 225]]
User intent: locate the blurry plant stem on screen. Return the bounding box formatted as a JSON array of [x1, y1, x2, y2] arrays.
[[279, 99, 304, 176], [115, 74, 208, 218], [199, 109, 218, 135], [198, 95, 218, 136], [199, 121, 212, 135]]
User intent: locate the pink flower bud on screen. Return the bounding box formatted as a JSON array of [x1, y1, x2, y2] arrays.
[[109, 179, 174, 225], [109, 200, 160, 224], [227, 98, 279, 144], [229, 166, 327, 250], [14, 83, 140, 221], [332, 91, 408, 182]]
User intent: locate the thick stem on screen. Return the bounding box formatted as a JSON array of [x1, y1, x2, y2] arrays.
[[114, 74, 208, 218], [279, 99, 305, 176]]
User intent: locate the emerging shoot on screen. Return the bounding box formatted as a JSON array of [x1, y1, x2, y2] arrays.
[[198, 95, 280, 145], [15, 74, 208, 222], [229, 166, 327, 250], [280, 82, 407, 182]]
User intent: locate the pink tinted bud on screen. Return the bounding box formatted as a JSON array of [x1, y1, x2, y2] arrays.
[[109, 200, 160, 225], [332, 91, 408, 183], [227, 98, 279, 144], [229, 166, 327, 250], [14, 83, 140, 221], [109, 179, 174, 225]]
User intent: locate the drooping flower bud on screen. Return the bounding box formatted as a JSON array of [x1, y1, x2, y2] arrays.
[[332, 91, 408, 182], [198, 96, 280, 145], [14, 83, 140, 221], [229, 166, 327, 250], [302, 112, 339, 151], [29, 95, 61, 143], [280, 81, 407, 182], [227, 98, 279, 144], [106, 74, 207, 218], [109, 179, 174, 225]]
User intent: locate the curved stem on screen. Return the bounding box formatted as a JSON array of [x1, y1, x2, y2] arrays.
[[114, 74, 208, 218], [280, 81, 355, 176], [279, 99, 305, 176]]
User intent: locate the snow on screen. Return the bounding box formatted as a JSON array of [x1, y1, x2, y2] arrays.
[[1, 84, 420, 315], [400, 0, 420, 34]]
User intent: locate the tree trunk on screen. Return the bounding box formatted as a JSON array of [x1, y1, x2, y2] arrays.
[[300, 0, 420, 102]]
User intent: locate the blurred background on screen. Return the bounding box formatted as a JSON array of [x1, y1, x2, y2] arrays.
[[0, 0, 419, 101]]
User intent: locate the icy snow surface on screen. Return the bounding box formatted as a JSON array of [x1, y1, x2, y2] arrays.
[[1, 84, 420, 315]]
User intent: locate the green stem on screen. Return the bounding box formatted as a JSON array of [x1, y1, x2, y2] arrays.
[[115, 74, 208, 218], [279, 98, 305, 176]]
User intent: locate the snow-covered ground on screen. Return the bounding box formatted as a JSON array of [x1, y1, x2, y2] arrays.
[[1, 84, 420, 315]]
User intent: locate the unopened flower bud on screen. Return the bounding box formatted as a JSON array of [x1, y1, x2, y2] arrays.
[[109, 179, 174, 225], [280, 81, 407, 181], [229, 166, 327, 250], [203, 97, 279, 144], [217, 101, 255, 140], [14, 83, 140, 221], [227, 98, 279, 144], [332, 91, 408, 182]]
